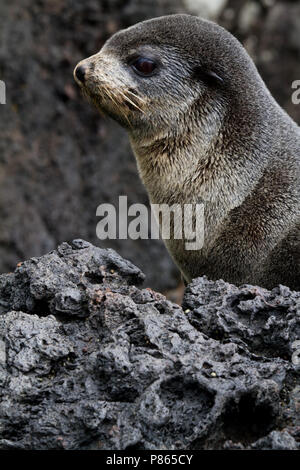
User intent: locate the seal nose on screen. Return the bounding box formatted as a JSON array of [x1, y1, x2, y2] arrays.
[[75, 64, 87, 83]]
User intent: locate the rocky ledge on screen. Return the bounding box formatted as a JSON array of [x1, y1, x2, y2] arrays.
[[0, 240, 299, 450]]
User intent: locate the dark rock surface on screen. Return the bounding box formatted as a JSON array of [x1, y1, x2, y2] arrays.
[[0, 240, 299, 450], [1, 0, 300, 292]]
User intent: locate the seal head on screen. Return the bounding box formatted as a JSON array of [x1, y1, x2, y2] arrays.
[[74, 14, 260, 136]]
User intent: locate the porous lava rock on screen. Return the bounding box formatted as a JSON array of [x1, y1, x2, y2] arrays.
[[0, 240, 299, 450]]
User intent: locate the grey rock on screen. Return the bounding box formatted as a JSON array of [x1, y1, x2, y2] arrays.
[[0, 240, 298, 450], [183, 277, 300, 362], [250, 430, 298, 450]]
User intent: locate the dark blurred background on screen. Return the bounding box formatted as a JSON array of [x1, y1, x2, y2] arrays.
[[0, 0, 300, 292]]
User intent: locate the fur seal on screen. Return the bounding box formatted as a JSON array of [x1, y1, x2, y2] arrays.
[[74, 14, 300, 291]]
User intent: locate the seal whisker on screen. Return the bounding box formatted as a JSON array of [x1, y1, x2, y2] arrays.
[[104, 86, 133, 128], [118, 90, 145, 114], [126, 89, 147, 104]]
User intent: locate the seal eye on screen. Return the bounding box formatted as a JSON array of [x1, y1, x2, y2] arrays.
[[131, 57, 157, 77]]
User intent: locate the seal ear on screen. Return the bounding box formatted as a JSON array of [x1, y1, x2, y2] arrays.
[[193, 66, 224, 87]]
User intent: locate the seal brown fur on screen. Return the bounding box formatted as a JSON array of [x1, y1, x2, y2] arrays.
[[74, 14, 300, 290]]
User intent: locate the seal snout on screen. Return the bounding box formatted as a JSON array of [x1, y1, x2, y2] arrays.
[[74, 64, 87, 84]]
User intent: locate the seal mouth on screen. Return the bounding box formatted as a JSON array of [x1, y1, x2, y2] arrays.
[[74, 72, 146, 127]]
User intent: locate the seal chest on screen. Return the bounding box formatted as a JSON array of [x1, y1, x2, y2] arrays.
[[74, 14, 300, 291]]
